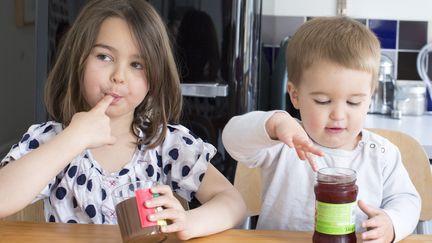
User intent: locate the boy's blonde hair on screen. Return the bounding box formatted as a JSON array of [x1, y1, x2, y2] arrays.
[[287, 16, 381, 91]]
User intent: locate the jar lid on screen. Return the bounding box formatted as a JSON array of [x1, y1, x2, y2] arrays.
[[398, 84, 426, 94], [317, 167, 356, 184]]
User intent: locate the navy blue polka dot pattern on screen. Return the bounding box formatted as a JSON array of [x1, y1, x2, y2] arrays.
[[163, 164, 172, 175], [72, 197, 78, 208], [63, 164, 70, 173], [156, 151, 162, 167], [128, 184, 135, 191], [182, 166, 191, 177], [172, 181, 180, 190], [146, 165, 154, 177], [43, 125, 53, 133], [87, 180, 93, 192], [168, 148, 179, 160], [68, 166, 78, 178], [119, 169, 129, 176], [182, 137, 193, 145], [85, 205, 96, 218], [56, 187, 67, 200], [77, 174, 86, 185], [21, 134, 30, 143], [101, 189, 107, 201], [29, 139, 39, 149], [0, 121, 216, 224], [199, 173, 204, 182], [55, 177, 62, 188]]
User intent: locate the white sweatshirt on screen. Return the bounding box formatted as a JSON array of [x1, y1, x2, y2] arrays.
[[222, 111, 420, 242]]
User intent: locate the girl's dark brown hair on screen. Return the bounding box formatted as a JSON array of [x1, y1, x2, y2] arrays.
[[45, 0, 182, 148]]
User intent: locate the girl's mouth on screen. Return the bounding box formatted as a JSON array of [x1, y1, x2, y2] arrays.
[[106, 92, 122, 104]]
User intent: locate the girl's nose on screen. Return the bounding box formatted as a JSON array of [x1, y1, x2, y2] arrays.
[[111, 66, 126, 84], [112, 76, 125, 84]]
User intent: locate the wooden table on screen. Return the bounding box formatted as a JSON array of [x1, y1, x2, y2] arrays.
[[1, 221, 431, 242]]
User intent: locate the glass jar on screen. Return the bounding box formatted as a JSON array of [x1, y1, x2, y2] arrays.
[[394, 84, 426, 116], [313, 168, 358, 243]]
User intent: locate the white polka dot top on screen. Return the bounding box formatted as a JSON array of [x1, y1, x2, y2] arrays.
[[1, 121, 216, 224]]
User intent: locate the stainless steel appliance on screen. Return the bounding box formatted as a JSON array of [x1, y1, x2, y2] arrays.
[[370, 54, 396, 114], [151, 0, 262, 182]]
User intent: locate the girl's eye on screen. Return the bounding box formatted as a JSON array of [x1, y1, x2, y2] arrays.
[[314, 99, 330, 105], [96, 54, 112, 62], [131, 62, 144, 70]]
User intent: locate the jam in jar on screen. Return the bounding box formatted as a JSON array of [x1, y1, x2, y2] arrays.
[[313, 167, 358, 243]]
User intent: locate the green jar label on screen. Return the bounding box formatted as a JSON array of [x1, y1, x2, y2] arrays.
[[315, 201, 356, 235]]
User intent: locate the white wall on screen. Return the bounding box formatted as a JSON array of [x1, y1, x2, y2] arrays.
[[263, 0, 432, 21], [0, 1, 35, 155]]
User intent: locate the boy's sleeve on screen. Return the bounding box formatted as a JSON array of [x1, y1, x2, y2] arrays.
[[380, 144, 421, 242], [222, 110, 286, 168]]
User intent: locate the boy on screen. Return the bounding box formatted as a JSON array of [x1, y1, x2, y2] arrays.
[[222, 17, 420, 242]]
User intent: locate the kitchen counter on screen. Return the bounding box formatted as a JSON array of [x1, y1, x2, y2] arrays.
[[365, 113, 432, 159]]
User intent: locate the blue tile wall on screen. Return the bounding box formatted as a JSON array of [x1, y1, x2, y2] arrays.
[[261, 16, 431, 110], [369, 19, 398, 49], [261, 17, 430, 80]]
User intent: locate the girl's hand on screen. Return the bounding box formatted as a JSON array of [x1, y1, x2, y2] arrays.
[[66, 95, 116, 149], [266, 112, 324, 171], [358, 200, 395, 243], [146, 185, 191, 240]]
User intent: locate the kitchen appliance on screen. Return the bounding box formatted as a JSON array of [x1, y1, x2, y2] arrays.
[[35, 0, 263, 183], [370, 54, 395, 114]]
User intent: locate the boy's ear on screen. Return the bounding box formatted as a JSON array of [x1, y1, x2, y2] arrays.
[[287, 82, 300, 109]]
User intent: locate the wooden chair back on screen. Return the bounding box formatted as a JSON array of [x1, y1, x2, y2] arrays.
[[367, 128, 432, 221], [0, 200, 45, 222], [233, 162, 262, 217]]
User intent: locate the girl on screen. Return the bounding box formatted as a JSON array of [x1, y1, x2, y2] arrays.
[[0, 0, 246, 240]]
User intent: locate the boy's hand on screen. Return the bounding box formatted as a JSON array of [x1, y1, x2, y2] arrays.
[[146, 185, 192, 240], [266, 112, 324, 171], [358, 200, 395, 243], [66, 95, 116, 149]]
